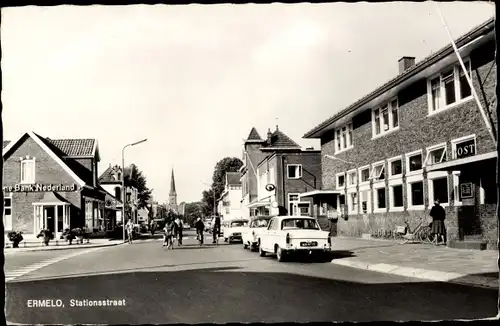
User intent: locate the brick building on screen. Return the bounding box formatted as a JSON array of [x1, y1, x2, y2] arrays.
[[302, 18, 497, 249], [3, 132, 107, 239], [240, 126, 322, 218]]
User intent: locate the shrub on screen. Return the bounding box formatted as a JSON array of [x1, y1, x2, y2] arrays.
[[8, 231, 24, 248], [37, 229, 54, 246]]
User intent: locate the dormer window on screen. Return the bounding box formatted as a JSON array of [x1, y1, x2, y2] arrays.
[[335, 123, 353, 153], [20, 156, 36, 184], [372, 98, 399, 138]]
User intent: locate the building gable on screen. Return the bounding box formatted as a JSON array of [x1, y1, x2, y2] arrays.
[[3, 133, 85, 187]]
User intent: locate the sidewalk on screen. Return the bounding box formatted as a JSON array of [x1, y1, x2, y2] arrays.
[[330, 236, 499, 289], [4, 238, 125, 253]]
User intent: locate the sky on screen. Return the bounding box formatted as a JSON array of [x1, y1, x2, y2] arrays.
[[1, 2, 495, 204]]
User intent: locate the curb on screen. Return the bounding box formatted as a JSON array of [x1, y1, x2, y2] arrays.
[[4, 242, 124, 253], [331, 259, 498, 289]]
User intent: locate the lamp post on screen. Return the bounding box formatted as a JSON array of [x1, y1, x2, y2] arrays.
[[122, 138, 148, 243], [201, 180, 216, 217]]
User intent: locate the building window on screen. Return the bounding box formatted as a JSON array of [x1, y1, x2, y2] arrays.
[[20, 158, 36, 184], [347, 191, 358, 214], [429, 176, 449, 206], [374, 187, 386, 211], [297, 203, 310, 216], [406, 151, 423, 174], [288, 193, 299, 215], [372, 98, 399, 137], [427, 60, 472, 114], [451, 171, 462, 206], [115, 187, 122, 201], [388, 157, 402, 177], [287, 164, 302, 179], [359, 188, 371, 214], [347, 170, 357, 187], [335, 123, 353, 153], [424, 143, 447, 167], [408, 181, 425, 208], [336, 173, 346, 189], [370, 161, 385, 181], [452, 135, 476, 160], [359, 166, 370, 184], [4, 194, 13, 231], [391, 184, 404, 209]]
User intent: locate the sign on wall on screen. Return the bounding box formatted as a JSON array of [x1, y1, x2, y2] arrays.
[[460, 183, 474, 199], [2, 184, 78, 192], [456, 139, 476, 159]]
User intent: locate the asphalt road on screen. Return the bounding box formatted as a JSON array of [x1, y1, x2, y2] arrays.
[[6, 230, 498, 324]]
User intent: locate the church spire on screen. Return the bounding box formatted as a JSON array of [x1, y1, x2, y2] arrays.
[[169, 168, 176, 195]]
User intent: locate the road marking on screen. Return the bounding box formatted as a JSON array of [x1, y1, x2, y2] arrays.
[[5, 247, 105, 283]]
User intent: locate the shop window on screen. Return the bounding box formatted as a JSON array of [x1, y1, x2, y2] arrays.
[[409, 181, 424, 207], [297, 203, 310, 216], [20, 158, 36, 184], [431, 177, 449, 204], [287, 164, 302, 179], [374, 187, 386, 210], [359, 189, 371, 214], [390, 184, 404, 209], [3, 194, 12, 231]]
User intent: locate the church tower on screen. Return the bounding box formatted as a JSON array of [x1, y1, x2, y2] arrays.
[[169, 168, 178, 212]]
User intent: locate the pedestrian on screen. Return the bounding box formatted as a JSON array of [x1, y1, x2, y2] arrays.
[[212, 214, 221, 244], [125, 219, 134, 244], [163, 220, 174, 249], [174, 217, 183, 246], [195, 217, 205, 245], [430, 199, 446, 246]]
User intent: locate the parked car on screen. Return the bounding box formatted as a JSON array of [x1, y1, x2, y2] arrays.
[[242, 216, 272, 251], [258, 216, 331, 262], [223, 219, 249, 243]]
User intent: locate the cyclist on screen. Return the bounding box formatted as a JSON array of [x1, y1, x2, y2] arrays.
[[212, 214, 221, 244], [195, 217, 205, 245]]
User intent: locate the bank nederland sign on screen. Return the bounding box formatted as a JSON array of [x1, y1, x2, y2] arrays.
[[2, 184, 79, 192]]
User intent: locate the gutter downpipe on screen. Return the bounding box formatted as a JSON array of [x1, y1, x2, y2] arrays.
[[434, 3, 496, 145], [282, 155, 286, 216]]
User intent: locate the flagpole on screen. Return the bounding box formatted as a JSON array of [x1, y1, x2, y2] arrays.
[[434, 2, 496, 144]]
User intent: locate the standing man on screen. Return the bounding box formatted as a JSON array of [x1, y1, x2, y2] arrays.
[[125, 219, 134, 244], [174, 217, 183, 246]]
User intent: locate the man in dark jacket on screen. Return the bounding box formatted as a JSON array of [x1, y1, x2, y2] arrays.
[[195, 218, 205, 244], [212, 215, 221, 244]]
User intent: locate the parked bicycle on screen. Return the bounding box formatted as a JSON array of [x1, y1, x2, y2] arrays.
[[394, 217, 435, 245]]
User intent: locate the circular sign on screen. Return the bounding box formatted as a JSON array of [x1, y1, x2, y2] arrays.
[[265, 184, 276, 191], [271, 201, 278, 208]]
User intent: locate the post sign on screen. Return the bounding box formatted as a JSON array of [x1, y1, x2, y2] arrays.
[[456, 139, 476, 159], [460, 183, 474, 199], [2, 184, 78, 192]]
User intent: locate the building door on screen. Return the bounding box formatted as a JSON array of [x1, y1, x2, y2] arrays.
[[45, 206, 55, 232]]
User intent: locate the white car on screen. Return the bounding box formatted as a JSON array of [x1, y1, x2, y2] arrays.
[[223, 219, 249, 243], [242, 216, 272, 251], [258, 216, 331, 262]]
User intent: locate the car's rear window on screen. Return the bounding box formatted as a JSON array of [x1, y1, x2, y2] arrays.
[[281, 218, 319, 230], [231, 221, 248, 227]]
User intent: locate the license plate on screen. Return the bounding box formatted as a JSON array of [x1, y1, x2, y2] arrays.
[[300, 241, 317, 247]]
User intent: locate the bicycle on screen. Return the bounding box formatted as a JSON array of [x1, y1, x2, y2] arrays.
[[394, 218, 435, 245]]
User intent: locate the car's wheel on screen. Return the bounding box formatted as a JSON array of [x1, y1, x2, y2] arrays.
[[243, 242, 248, 249], [276, 245, 286, 262], [249, 243, 256, 252]]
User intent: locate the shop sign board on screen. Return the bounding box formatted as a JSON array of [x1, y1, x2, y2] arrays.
[[2, 183, 78, 192], [460, 183, 474, 199]]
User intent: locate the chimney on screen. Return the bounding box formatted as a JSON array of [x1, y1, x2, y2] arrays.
[[398, 56, 415, 74], [267, 128, 272, 145]]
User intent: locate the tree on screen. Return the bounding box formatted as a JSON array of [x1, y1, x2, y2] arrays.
[[184, 202, 203, 226], [201, 188, 216, 217], [211, 157, 244, 200], [124, 164, 152, 209]]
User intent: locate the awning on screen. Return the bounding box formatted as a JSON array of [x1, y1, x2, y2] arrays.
[[299, 190, 342, 199], [247, 200, 271, 208], [426, 151, 497, 172]]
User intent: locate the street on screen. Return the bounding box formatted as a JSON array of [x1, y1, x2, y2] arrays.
[[6, 230, 498, 324]]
